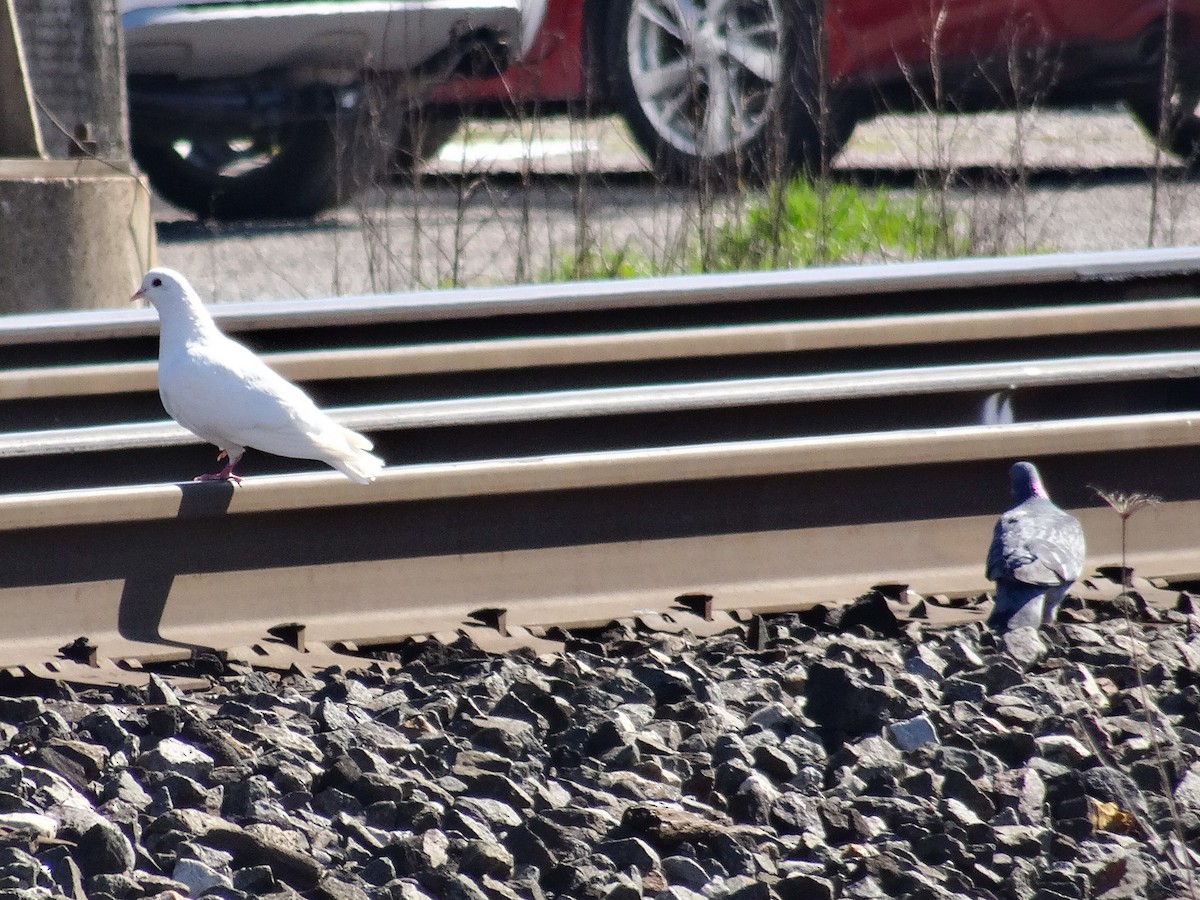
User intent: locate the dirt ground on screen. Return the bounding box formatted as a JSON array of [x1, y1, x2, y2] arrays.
[[154, 108, 1200, 303]]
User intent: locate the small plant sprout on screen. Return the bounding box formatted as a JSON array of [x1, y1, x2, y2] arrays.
[[1093, 487, 1161, 520], [1091, 486, 1162, 595]]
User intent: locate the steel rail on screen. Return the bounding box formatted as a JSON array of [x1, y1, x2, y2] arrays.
[[2, 247, 1200, 442], [1, 348, 1199, 497], [6, 295, 1200, 443], [1, 247, 1199, 361], [0, 411, 1198, 677], [7, 295, 1200, 406], [5, 348, 1200, 460], [3, 247, 1200, 680]]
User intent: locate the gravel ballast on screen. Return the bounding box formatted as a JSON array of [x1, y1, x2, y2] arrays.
[[1, 596, 1198, 900]]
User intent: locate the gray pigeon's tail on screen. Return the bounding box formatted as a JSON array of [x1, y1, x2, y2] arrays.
[[988, 579, 1065, 631], [981, 390, 1014, 425]]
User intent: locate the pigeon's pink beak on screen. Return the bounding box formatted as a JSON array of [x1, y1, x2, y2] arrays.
[[130, 288, 144, 304]]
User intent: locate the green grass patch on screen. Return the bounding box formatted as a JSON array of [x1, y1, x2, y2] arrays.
[[706, 178, 966, 270], [543, 241, 659, 282], [540, 178, 968, 282]]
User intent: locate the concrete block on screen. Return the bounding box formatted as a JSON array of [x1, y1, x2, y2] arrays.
[[0, 159, 155, 312]]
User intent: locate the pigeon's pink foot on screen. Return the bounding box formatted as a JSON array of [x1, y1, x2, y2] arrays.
[[193, 451, 243, 483], [193, 470, 242, 484]]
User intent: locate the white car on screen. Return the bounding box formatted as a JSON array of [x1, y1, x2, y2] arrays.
[[123, 0, 536, 219]]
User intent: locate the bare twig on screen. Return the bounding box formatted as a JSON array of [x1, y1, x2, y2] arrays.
[[1089, 486, 1196, 898]]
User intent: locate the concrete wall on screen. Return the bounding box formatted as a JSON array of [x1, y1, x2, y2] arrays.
[[0, 159, 155, 312], [13, 0, 129, 159], [0, 0, 154, 311]]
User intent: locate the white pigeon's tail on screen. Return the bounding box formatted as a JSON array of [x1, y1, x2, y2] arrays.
[[325, 426, 386, 484]]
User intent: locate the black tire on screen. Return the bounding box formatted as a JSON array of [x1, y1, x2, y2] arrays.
[[392, 108, 462, 173], [132, 119, 367, 220], [606, 0, 856, 184], [1128, 83, 1200, 166]]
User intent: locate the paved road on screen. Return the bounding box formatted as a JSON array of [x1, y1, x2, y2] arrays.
[[155, 109, 1200, 303]]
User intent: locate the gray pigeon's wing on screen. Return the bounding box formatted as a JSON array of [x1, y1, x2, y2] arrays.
[[990, 499, 1085, 586], [985, 517, 1010, 581]]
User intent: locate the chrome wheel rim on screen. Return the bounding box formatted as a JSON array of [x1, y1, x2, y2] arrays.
[[170, 134, 282, 179], [626, 0, 786, 158]]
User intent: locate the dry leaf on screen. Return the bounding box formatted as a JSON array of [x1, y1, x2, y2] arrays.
[[1090, 798, 1137, 834]]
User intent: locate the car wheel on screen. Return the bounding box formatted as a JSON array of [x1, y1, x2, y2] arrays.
[[132, 119, 368, 220], [1128, 84, 1200, 166], [392, 109, 462, 173], [606, 0, 855, 183]]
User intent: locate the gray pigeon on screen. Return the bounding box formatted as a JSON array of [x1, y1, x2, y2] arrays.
[[133, 267, 385, 484], [986, 461, 1086, 631]]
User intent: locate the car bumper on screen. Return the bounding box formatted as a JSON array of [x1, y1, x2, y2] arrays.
[[123, 0, 524, 79]]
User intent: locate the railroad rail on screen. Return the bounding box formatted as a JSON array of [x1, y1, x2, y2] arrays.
[[3, 348, 1200, 492], [2, 247, 1200, 685], [9, 294, 1200, 424], [1, 413, 1198, 685], [7, 248, 1200, 432], [5, 246, 1200, 357]]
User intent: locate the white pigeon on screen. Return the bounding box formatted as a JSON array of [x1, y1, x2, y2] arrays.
[[133, 267, 385, 484]]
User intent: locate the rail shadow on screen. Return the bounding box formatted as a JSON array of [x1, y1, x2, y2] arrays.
[[155, 217, 352, 243], [115, 481, 236, 655], [837, 163, 1191, 191], [409, 162, 1194, 195]]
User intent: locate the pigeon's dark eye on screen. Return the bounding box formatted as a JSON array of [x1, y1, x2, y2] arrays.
[[151, 277, 162, 288]]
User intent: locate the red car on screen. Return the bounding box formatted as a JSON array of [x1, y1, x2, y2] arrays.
[[429, 0, 1200, 180]]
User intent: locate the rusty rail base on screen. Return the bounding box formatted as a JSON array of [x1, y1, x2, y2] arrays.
[[0, 412, 1199, 678]]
